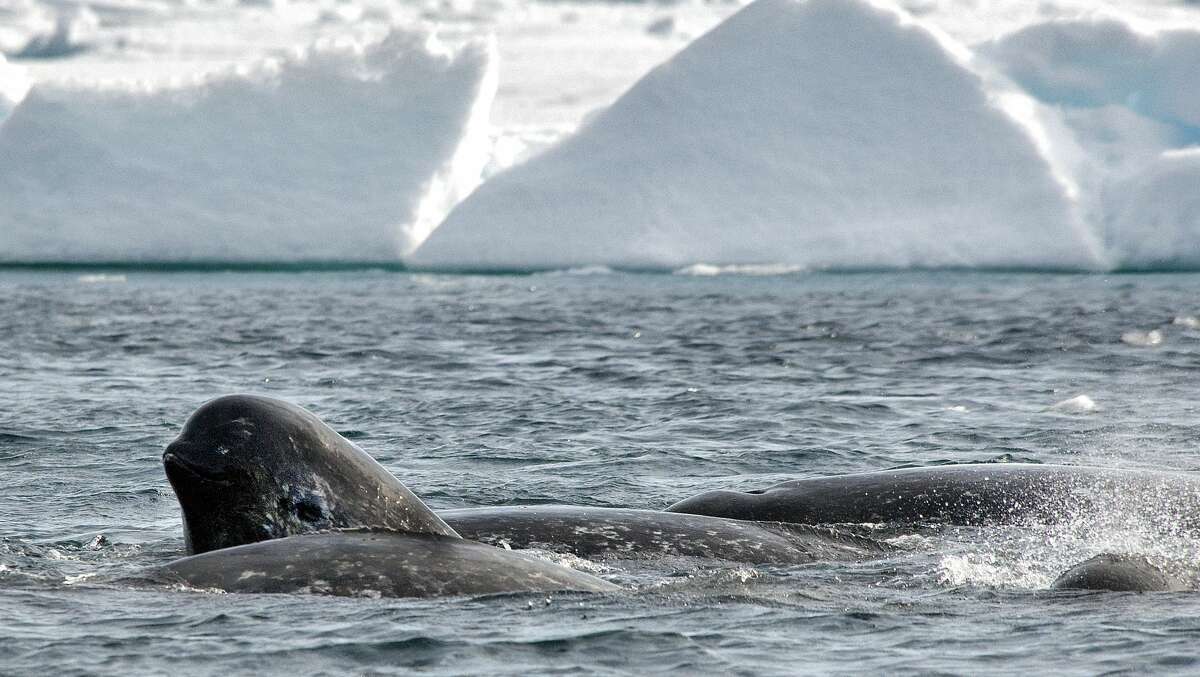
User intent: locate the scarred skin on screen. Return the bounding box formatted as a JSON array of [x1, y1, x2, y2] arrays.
[[151, 530, 619, 598], [162, 394, 459, 555], [440, 505, 892, 564], [666, 464, 1200, 527], [157, 395, 619, 597], [164, 394, 893, 565], [159, 396, 1198, 597]]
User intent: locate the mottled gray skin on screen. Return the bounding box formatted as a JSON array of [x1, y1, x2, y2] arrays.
[[167, 395, 891, 565], [163, 395, 458, 555], [151, 530, 619, 598], [440, 506, 892, 563], [1051, 554, 1187, 592], [668, 464, 1200, 526]]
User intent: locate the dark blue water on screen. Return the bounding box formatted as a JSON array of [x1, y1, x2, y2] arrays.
[[3, 270, 1200, 675]]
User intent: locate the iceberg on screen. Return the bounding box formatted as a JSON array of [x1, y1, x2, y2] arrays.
[[1105, 149, 1200, 269], [982, 18, 1200, 132], [0, 54, 28, 120], [411, 0, 1105, 272], [0, 30, 496, 263], [981, 18, 1200, 269]]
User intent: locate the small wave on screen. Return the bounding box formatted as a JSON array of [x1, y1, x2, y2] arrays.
[[673, 263, 808, 276], [77, 274, 127, 284], [539, 551, 614, 576], [1121, 329, 1164, 346], [536, 265, 615, 277], [647, 565, 762, 591], [1050, 394, 1097, 413], [885, 534, 935, 550]]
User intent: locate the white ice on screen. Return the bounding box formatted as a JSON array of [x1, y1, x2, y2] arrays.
[[0, 30, 495, 262], [980, 16, 1200, 270], [0, 54, 29, 120], [411, 0, 1105, 271], [4, 0, 1200, 269]]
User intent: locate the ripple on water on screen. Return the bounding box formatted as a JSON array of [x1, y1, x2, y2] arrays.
[[3, 271, 1200, 673]]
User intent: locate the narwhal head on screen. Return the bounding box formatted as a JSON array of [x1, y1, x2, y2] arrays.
[[163, 394, 458, 554]]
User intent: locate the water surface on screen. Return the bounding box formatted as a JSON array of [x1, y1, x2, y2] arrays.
[[2, 270, 1199, 675]]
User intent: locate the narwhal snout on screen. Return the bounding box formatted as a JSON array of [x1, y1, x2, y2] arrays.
[[163, 439, 235, 484]]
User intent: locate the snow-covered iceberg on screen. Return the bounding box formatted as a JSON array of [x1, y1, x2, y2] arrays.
[[411, 0, 1105, 271], [1104, 149, 1200, 269], [981, 17, 1200, 270], [0, 30, 496, 263], [983, 18, 1200, 132]]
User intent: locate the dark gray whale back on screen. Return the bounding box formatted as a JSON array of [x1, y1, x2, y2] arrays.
[[1051, 554, 1187, 592], [163, 394, 459, 554], [667, 464, 1200, 527], [151, 530, 619, 598], [440, 505, 892, 564]]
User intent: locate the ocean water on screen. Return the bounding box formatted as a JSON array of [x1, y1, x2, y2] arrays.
[[3, 269, 1200, 675]]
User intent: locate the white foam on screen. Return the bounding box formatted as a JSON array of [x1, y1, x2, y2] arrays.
[[1050, 394, 1097, 412], [674, 263, 809, 277], [535, 265, 615, 276], [0, 30, 496, 263], [412, 0, 1104, 272], [1120, 329, 1164, 346], [77, 274, 128, 284], [885, 533, 934, 549], [939, 499, 1200, 590], [938, 552, 1053, 589]]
